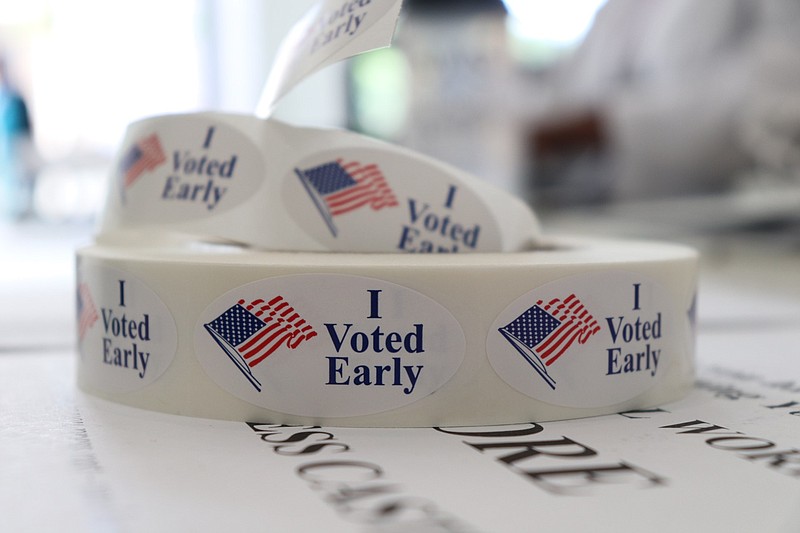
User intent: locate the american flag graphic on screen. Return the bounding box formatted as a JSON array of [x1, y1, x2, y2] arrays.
[[77, 283, 98, 341], [204, 296, 317, 391], [498, 294, 600, 389], [119, 133, 166, 191], [296, 158, 399, 236]]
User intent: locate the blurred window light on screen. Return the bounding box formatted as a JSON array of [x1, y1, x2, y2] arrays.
[[36, 0, 202, 157], [502, 0, 606, 68], [1, 0, 204, 222], [349, 48, 410, 140], [0, 0, 48, 27], [2, 0, 203, 159]]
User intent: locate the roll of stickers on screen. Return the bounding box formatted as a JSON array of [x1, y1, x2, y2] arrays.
[[76, 0, 699, 427], [75, 237, 697, 427], [98, 113, 541, 253]]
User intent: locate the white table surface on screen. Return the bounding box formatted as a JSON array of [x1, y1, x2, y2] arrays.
[[3, 215, 800, 532]]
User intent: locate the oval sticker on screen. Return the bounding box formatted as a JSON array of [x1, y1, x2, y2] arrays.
[[194, 274, 465, 418], [113, 116, 265, 224], [76, 262, 178, 393], [281, 148, 503, 252], [487, 271, 682, 408]]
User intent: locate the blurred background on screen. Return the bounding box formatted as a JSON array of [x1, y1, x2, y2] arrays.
[[0, 0, 608, 224], [3, 0, 800, 350]]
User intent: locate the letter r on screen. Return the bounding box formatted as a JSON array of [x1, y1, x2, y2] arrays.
[[468, 437, 597, 467]]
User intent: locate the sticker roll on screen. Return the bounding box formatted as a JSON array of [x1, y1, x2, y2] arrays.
[[99, 112, 540, 253], [75, 236, 698, 428]]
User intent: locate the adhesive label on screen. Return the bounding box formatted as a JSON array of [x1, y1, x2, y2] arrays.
[[257, 0, 403, 114], [282, 148, 503, 252], [194, 274, 465, 417], [113, 116, 265, 223], [487, 271, 681, 408], [76, 262, 178, 393]]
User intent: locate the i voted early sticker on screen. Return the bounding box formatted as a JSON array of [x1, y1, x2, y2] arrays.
[[194, 274, 465, 418], [281, 148, 504, 252], [487, 271, 681, 408], [112, 116, 264, 222], [76, 262, 177, 393]]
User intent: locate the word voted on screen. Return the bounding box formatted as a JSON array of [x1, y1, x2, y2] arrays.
[[398, 186, 481, 253]]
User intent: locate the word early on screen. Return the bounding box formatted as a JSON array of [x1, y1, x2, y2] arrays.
[[309, 0, 371, 54]]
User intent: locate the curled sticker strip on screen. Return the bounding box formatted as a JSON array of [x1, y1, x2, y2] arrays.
[[256, 0, 405, 116], [99, 112, 540, 253]]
